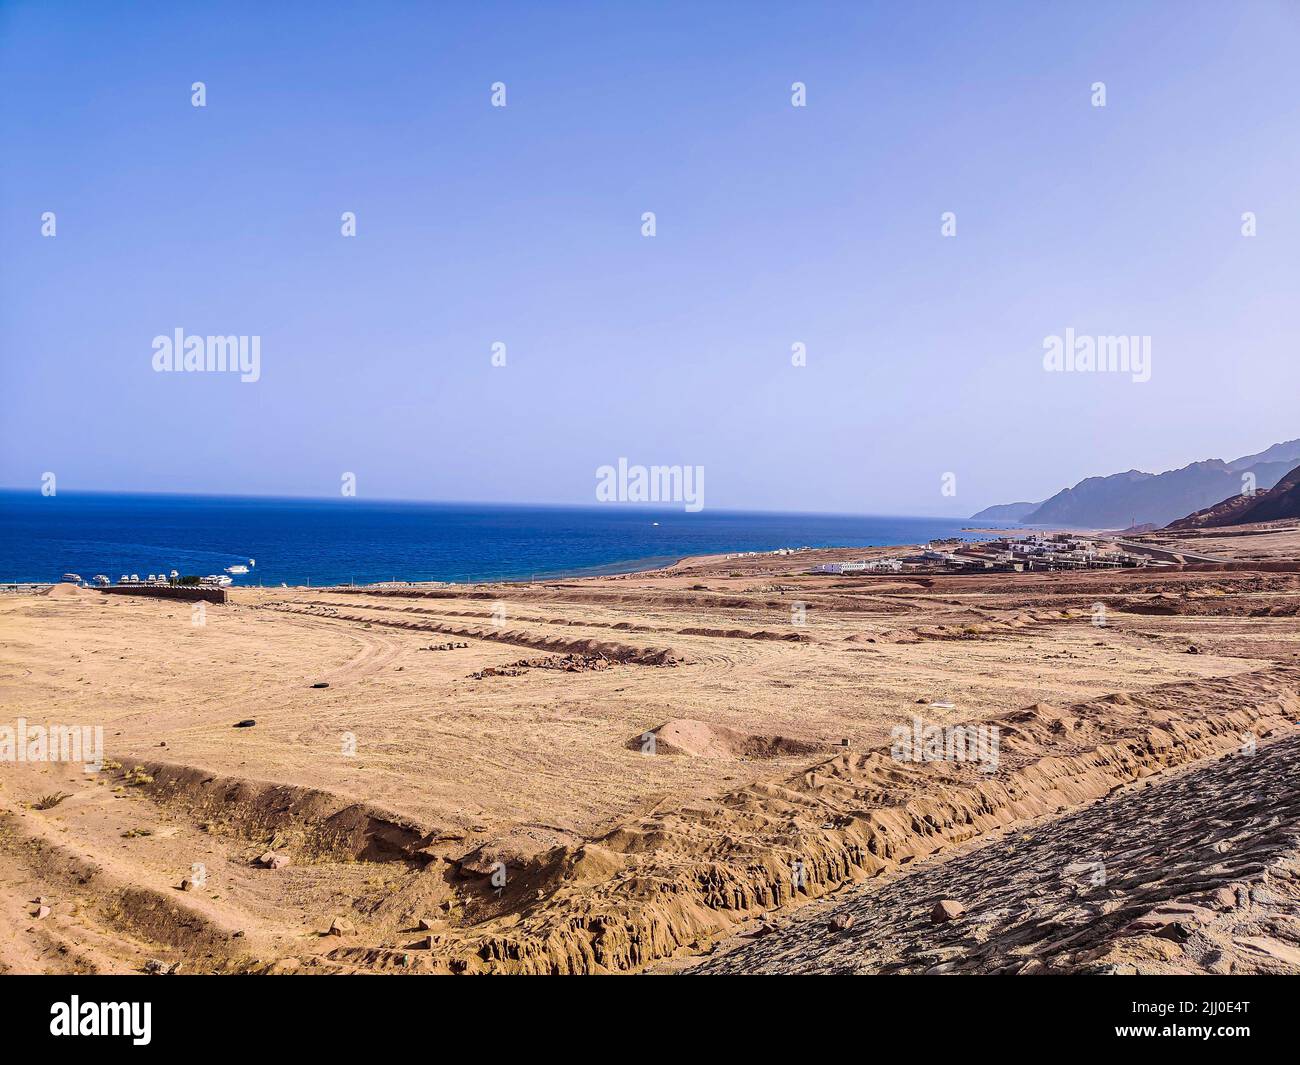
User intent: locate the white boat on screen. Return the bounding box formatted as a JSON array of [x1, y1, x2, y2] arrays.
[[92, 575, 110, 586], [226, 564, 250, 575], [61, 573, 82, 583]]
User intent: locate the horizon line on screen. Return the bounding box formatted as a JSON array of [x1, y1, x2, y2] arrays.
[[0, 485, 979, 523]]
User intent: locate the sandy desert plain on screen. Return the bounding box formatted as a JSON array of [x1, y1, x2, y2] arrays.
[[3, 522, 1300, 976]]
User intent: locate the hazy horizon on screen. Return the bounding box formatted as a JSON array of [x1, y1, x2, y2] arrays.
[[1, 421, 1297, 519], [4, 1, 1299, 517]]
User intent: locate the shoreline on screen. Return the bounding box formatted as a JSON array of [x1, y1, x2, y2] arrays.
[[28, 520, 1292, 591], [0, 495, 985, 589], [0, 529, 1128, 590], [9, 524, 1300, 977]]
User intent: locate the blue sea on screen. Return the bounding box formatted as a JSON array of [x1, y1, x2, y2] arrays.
[[0, 491, 978, 586]]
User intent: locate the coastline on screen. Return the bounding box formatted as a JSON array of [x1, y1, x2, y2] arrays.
[[0, 493, 982, 587], [9, 520, 1300, 977]]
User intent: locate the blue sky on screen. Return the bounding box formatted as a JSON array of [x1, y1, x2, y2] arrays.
[[2, 1, 1298, 515]]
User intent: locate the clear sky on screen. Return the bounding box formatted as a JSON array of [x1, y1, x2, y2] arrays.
[[2, 1, 1297, 516]]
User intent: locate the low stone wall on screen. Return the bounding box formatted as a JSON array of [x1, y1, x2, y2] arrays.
[[100, 585, 228, 604]]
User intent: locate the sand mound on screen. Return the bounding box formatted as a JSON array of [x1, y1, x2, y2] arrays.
[[630, 719, 824, 759], [45, 583, 92, 599], [676, 626, 807, 642]]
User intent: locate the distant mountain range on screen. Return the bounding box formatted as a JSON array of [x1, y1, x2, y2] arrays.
[[970, 438, 1300, 529], [1166, 462, 1300, 529], [967, 501, 1040, 523]]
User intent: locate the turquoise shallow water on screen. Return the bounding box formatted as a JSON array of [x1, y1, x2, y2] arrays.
[[0, 491, 976, 586]]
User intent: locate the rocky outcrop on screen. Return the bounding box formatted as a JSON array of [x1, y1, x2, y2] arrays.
[[1167, 462, 1300, 529]]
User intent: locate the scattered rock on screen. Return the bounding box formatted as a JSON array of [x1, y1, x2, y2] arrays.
[[1124, 904, 1215, 941], [257, 850, 291, 869], [233, 719, 256, 728], [142, 959, 177, 975], [931, 899, 964, 923], [311, 682, 330, 689], [178, 877, 196, 891], [32, 905, 51, 919], [418, 918, 438, 931], [828, 912, 855, 933], [327, 916, 354, 936]]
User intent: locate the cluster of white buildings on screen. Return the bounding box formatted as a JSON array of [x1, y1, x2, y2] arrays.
[[979, 534, 1140, 569], [811, 557, 904, 575], [727, 546, 814, 560], [809, 534, 1151, 577]]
